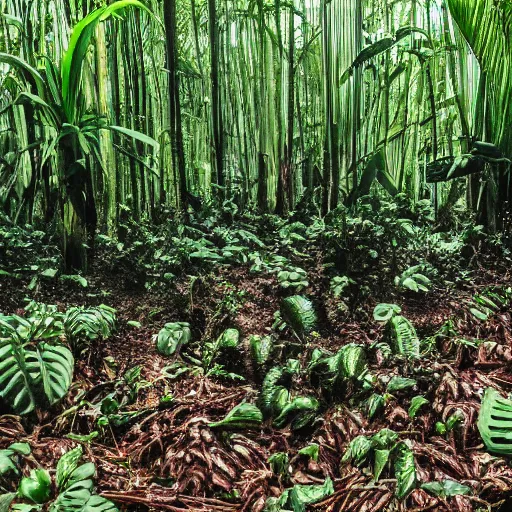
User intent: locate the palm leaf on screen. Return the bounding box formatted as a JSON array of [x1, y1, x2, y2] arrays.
[[447, 0, 512, 147], [61, 1, 158, 121]]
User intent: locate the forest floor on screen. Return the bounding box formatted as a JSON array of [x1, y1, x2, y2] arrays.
[[2, 245, 512, 512], [3, 204, 512, 512]]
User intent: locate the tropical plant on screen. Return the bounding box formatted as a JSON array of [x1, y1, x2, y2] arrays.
[[155, 322, 192, 357], [3, 445, 118, 512], [279, 295, 317, 339], [0, 300, 117, 414], [395, 264, 433, 293], [0, 1, 160, 270], [478, 387, 512, 455], [0, 310, 73, 414]]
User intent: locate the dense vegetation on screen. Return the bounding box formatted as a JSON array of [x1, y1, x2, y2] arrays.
[[1, 0, 512, 511]]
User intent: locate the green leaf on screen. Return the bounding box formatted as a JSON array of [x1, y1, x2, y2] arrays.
[[61, 1, 158, 121], [109, 125, 160, 150], [155, 322, 191, 357], [273, 396, 319, 430], [421, 479, 472, 498], [366, 393, 385, 419], [342, 435, 372, 466], [394, 442, 416, 499], [0, 332, 74, 415], [470, 307, 489, 322], [288, 478, 334, 512], [280, 296, 317, 337], [0, 493, 15, 512], [374, 449, 390, 481], [298, 443, 319, 461], [478, 387, 512, 455], [389, 316, 420, 358], [56, 446, 83, 490], [408, 396, 429, 418], [337, 344, 367, 379], [387, 376, 417, 392], [373, 303, 401, 323], [371, 429, 399, 449], [41, 268, 58, 278], [209, 402, 263, 430], [18, 469, 51, 504], [250, 335, 274, 367], [268, 452, 289, 476]]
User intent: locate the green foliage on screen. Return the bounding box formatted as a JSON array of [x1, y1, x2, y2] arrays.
[[373, 303, 401, 323], [421, 479, 472, 498], [468, 286, 512, 322], [250, 335, 274, 367], [394, 442, 417, 499], [277, 267, 308, 291], [387, 376, 417, 393], [395, 264, 433, 293], [0, 314, 74, 414], [155, 322, 191, 357], [18, 470, 51, 503], [408, 396, 429, 418], [478, 387, 512, 455], [64, 305, 116, 350], [309, 344, 367, 394], [388, 316, 420, 359], [5, 445, 117, 512], [342, 431, 416, 497], [0, 301, 117, 414], [209, 402, 263, 430], [0, 443, 30, 477], [273, 396, 319, 430], [280, 296, 317, 338], [330, 276, 355, 298], [264, 478, 333, 512]]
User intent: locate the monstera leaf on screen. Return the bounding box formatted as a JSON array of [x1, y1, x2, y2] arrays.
[[478, 387, 512, 455], [0, 443, 30, 476], [64, 305, 116, 347], [0, 334, 74, 415], [281, 296, 317, 338], [155, 322, 191, 357]]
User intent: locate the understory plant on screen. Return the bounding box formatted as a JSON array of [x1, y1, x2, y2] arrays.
[[0, 1, 160, 270], [0, 301, 116, 414], [1, 444, 118, 512]]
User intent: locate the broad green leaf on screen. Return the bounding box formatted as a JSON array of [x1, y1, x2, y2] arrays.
[[56, 446, 83, 490], [409, 396, 429, 418], [18, 469, 51, 504], [0, 493, 15, 512], [421, 479, 472, 498], [374, 449, 390, 481], [280, 296, 317, 337], [387, 376, 417, 392], [298, 443, 319, 461], [209, 402, 263, 430], [373, 303, 401, 323], [478, 388, 512, 455], [394, 442, 416, 499], [288, 478, 334, 512]]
